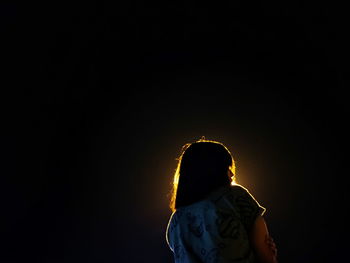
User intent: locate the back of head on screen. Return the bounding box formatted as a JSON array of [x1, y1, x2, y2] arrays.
[[170, 139, 235, 211]]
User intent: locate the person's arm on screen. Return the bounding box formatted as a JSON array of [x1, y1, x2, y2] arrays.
[[249, 215, 278, 263]]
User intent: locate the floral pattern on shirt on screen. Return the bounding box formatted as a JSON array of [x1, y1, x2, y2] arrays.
[[166, 184, 266, 263]]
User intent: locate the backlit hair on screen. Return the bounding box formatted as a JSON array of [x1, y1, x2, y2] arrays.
[[170, 138, 236, 212]]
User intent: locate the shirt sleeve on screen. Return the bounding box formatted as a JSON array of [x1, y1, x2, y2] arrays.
[[229, 185, 266, 232]]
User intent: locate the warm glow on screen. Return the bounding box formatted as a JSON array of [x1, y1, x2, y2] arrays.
[[231, 177, 237, 185], [228, 165, 237, 185]]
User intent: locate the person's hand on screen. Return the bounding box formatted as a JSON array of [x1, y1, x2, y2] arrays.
[[265, 235, 277, 258]]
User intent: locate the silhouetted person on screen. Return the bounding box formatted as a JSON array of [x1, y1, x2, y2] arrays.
[[166, 138, 278, 263]]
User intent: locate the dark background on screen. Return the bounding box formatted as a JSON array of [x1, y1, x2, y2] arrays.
[[1, 1, 349, 262]]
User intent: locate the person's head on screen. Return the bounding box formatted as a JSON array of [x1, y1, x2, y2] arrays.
[[170, 138, 236, 211]]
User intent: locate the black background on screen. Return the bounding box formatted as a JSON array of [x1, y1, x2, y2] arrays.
[[1, 1, 349, 262]]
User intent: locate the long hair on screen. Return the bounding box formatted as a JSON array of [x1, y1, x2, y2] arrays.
[[170, 138, 236, 212]]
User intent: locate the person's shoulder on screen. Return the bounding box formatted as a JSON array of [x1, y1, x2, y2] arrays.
[[206, 184, 247, 204], [204, 184, 245, 200], [229, 184, 267, 216], [225, 184, 260, 203], [227, 183, 251, 195]]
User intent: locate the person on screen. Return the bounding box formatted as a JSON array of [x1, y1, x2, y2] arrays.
[[166, 138, 278, 263]]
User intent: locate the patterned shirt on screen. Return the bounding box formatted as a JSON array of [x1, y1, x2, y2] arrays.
[[166, 184, 266, 263]]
